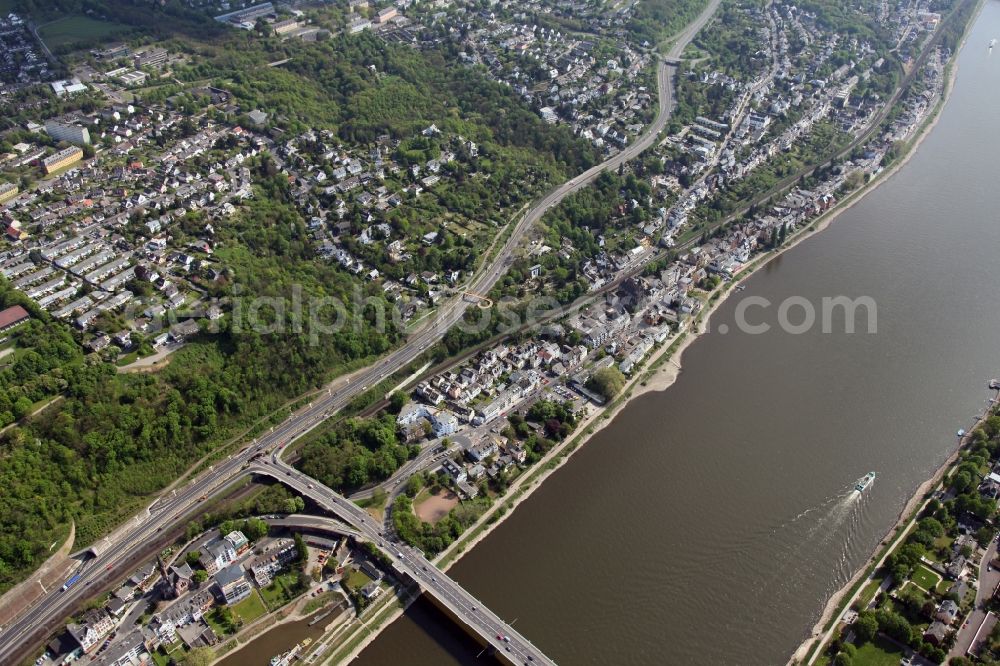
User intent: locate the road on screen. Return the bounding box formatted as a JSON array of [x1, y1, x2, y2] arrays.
[[347, 437, 459, 503], [0, 1, 723, 662], [662, 0, 722, 61], [253, 458, 553, 666], [262, 514, 365, 541], [439, 0, 722, 337], [950, 538, 1000, 659]]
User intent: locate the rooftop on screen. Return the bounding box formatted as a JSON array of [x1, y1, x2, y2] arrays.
[[0, 304, 29, 328]]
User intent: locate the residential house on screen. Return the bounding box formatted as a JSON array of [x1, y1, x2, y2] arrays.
[[923, 620, 950, 646], [429, 410, 459, 437], [66, 608, 115, 654], [162, 563, 193, 599], [935, 599, 959, 625], [361, 581, 382, 600], [0, 304, 29, 333], [214, 565, 252, 605], [92, 629, 146, 666], [466, 439, 498, 463], [441, 459, 467, 483], [946, 555, 967, 581], [199, 536, 237, 575], [397, 402, 429, 427], [224, 530, 250, 555]]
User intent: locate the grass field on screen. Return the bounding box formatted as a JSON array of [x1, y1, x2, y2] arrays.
[[150, 649, 171, 666], [259, 571, 299, 610], [205, 608, 229, 637], [853, 636, 905, 666], [38, 15, 129, 50], [231, 589, 268, 624], [912, 564, 942, 591], [345, 568, 373, 591], [858, 578, 884, 608], [302, 591, 336, 615]]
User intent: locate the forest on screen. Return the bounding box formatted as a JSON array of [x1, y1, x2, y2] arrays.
[[626, 0, 711, 47], [297, 414, 415, 492], [0, 268, 396, 591]]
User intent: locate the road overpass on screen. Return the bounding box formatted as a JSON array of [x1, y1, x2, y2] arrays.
[[262, 514, 365, 540], [249, 460, 553, 666]]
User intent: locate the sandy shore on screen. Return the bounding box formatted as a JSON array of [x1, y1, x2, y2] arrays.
[[331, 16, 972, 665]]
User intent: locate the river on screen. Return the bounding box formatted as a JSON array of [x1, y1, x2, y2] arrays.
[[355, 3, 1000, 664]]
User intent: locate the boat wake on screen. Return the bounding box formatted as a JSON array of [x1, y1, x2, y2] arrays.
[[798, 486, 867, 549], [751, 485, 871, 598]]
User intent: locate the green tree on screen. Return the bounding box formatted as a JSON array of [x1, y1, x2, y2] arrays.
[[389, 391, 408, 414], [183, 647, 214, 666], [294, 533, 308, 564], [217, 607, 237, 633], [855, 611, 878, 643], [186, 522, 204, 541], [12, 397, 32, 420], [875, 609, 912, 643], [283, 496, 305, 514], [586, 367, 626, 402], [405, 473, 424, 498], [243, 518, 268, 541], [896, 585, 927, 616]]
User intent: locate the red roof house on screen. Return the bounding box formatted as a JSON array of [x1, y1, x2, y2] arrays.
[[0, 305, 29, 332]]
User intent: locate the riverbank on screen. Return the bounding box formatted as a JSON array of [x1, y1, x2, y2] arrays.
[[210, 591, 348, 666], [787, 2, 986, 661], [330, 19, 972, 665]]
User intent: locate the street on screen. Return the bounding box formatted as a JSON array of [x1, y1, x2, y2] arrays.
[[950, 537, 1000, 659]]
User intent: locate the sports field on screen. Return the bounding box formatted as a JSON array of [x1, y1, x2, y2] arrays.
[[38, 15, 129, 50]]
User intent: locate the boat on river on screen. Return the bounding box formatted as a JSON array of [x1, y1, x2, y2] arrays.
[[270, 645, 300, 666], [855, 472, 875, 493]]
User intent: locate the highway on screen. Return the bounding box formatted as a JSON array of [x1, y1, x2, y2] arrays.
[[252, 459, 553, 666], [0, 2, 722, 662]]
